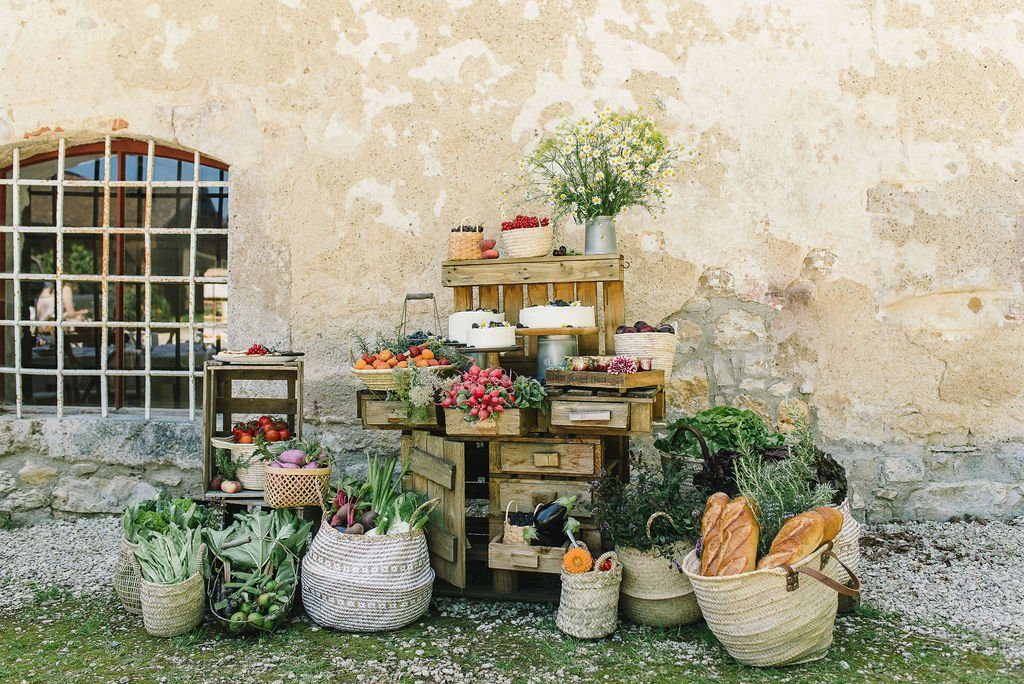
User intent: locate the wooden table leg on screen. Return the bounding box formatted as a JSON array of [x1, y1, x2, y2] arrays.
[[493, 569, 518, 595]]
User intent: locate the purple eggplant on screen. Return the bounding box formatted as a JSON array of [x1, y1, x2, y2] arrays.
[[533, 496, 577, 534]]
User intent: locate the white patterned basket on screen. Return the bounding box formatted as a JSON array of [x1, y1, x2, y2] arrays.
[[834, 499, 861, 582], [614, 332, 676, 376], [501, 225, 553, 258], [683, 542, 860, 667], [301, 501, 438, 632]]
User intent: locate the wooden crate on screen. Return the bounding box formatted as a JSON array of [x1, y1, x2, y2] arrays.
[[442, 254, 625, 359], [357, 390, 441, 430], [545, 369, 665, 393], [488, 535, 569, 574], [201, 361, 303, 503], [541, 394, 655, 436], [443, 408, 537, 438], [488, 437, 602, 477]]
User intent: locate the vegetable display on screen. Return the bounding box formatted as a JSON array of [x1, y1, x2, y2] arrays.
[[441, 367, 547, 421], [213, 449, 242, 493], [325, 454, 432, 537], [520, 496, 582, 548], [266, 438, 331, 470], [655, 406, 784, 462], [231, 414, 292, 444]]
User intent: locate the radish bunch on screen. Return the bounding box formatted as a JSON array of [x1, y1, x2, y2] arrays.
[[440, 366, 516, 422]]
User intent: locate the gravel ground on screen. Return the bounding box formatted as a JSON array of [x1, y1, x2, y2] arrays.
[[1, 515, 1021, 663]]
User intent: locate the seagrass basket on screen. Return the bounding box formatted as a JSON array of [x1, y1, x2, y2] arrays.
[[133, 543, 207, 638], [617, 513, 700, 627], [501, 224, 552, 258], [614, 331, 677, 375], [556, 551, 622, 639], [448, 230, 483, 260], [114, 537, 142, 614], [264, 465, 331, 508]]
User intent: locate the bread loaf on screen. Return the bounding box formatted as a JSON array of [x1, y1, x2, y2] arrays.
[[815, 506, 843, 542], [700, 494, 759, 577], [756, 511, 825, 570]]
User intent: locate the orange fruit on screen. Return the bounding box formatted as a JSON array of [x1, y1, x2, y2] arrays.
[[387, 357, 398, 367], [416, 360, 429, 367], [396, 360, 408, 368], [421, 348, 435, 361], [427, 359, 439, 366], [354, 359, 368, 370], [379, 349, 393, 362]]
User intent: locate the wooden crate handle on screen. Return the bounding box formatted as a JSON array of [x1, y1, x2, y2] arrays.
[[533, 452, 559, 467]]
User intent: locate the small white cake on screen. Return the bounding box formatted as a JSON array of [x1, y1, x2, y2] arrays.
[[448, 310, 504, 343], [466, 324, 517, 348], [519, 302, 596, 329]]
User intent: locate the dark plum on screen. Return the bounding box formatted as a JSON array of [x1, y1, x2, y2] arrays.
[[633, 321, 648, 329], [615, 325, 628, 334]]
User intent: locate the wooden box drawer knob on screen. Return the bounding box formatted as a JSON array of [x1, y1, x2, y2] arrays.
[[533, 452, 560, 467]]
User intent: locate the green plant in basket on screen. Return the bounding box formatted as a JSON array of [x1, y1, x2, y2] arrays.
[[510, 375, 548, 413], [132, 524, 203, 584], [122, 493, 210, 544], [591, 453, 703, 553]]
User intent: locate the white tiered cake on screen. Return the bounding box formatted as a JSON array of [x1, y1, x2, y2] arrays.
[[448, 309, 504, 343], [519, 301, 595, 329]]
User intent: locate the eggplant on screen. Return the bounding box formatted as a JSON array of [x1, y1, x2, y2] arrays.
[[533, 496, 577, 534]]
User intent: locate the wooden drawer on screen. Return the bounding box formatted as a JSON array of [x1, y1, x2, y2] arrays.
[[488, 534, 568, 574], [489, 478, 593, 518], [544, 395, 654, 436], [444, 408, 537, 438], [489, 438, 601, 477], [358, 393, 440, 430]]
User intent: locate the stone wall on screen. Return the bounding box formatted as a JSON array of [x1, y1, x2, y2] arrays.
[[0, 1, 1022, 523]]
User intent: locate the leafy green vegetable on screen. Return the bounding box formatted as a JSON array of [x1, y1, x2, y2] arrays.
[[734, 442, 836, 557], [122, 494, 209, 543], [203, 509, 312, 573], [655, 406, 783, 459], [364, 452, 408, 531], [511, 375, 548, 413], [133, 524, 203, 584]]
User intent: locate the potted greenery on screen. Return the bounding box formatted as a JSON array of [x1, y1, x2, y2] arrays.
[[591, 454, 704, 627], [522, 110, 682, 254]]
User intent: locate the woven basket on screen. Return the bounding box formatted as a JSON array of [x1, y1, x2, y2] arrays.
[[617, 512, 700, 627], [556, 551, 622, 639], [114, 537, 142, 614], [448, 230, 483, 260], [834, 499, 860, 581], [264, 465, 331, 508], [235, 455, 266, 490], [502, 502, 539, 545], [501, 224, 553, 258], [301, 500, 438, 632], [683, 542, 860, 667], [352, 365, 454, 392], [135, 543, 206, 638], [614, 332, 676, 375]]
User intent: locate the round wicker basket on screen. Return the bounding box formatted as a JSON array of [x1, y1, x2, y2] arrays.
[[501, 225, 553, 258], [264, 466, 331, 508], [617, 512, 701, 627], [614, 331, 677, 375], [351, 365, 454, 392]]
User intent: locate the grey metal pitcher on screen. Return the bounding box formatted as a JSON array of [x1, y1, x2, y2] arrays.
[[584, 215, 616, 254]]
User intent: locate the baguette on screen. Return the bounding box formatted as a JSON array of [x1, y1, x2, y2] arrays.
[[701, 494, 759, 577], [756, 510, 825, 570], [815, 506, 844, 542]]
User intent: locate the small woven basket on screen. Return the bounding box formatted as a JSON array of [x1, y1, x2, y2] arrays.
[[683, 541, 860, 667], [352, 365, 454, 392], [264, 466, 331, 508], [614, 332, 677, 375], [556, 551, 622, 639], [114, 537, 142, 614], [501, 224, 553, 258], [448, 230, 483, 260], [502, 502, 540, 545], [618, 512, 701, 627], [134, 543, 207, 638]]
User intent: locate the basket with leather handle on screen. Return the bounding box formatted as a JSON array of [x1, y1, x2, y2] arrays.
[[682, 540, 861, 666]]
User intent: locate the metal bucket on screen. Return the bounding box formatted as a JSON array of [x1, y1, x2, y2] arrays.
[[536, 335, 578, 381]]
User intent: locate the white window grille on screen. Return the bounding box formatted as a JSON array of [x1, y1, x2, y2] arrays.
[[0, 136, 229, 419]]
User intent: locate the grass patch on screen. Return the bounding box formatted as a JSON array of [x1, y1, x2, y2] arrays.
[[0, 594, 1016, 683]]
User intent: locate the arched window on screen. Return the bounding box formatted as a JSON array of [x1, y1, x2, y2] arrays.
[[1, 137, 229, 418]]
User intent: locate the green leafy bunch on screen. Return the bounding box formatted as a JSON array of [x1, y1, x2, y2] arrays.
[[591, 454, 703, 553], [391, 366, 447, 422], [132, 523, 203, 584], [202, 508, 312, 574], [655, 406, 784, 459], [510, 375, 548, 413], [122, 493, 210, 544], [521, 109, 682, 222]]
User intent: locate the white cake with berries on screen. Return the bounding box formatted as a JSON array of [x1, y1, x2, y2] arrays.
[[466, 323, 517, 348], [448, 309, 505, 343], [518, 300, 596, 329]]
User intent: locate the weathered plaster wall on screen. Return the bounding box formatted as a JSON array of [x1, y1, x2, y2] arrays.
[[0, 0, 1022, 522]]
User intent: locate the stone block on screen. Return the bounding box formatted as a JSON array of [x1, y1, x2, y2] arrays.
[[733, 395, 773, 424], [905, 481, 1024, 520], [697, 268, 735, 297], [51, 475, 159, 514], [0, 469, 15, 494], [665, 362, 710, 414], [18, 462, 59, 486], [768, 381, 794, 397], [714, 310, 767, 351], [0, 487, 51, 512], [71, 462, 100, 476], [882, 456, 925, 483]]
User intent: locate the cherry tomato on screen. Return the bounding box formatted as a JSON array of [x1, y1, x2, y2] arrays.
[[263, 429, 280, 442], [238, 433, 254, 444], [278, 428, 291, 441]]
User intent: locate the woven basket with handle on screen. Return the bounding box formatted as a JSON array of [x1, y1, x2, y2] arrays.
[[301, 499, 439, 632], [617, 512, 701, 627], [133, 543, 207, 638], [114, 537, 142, 614], [264, 465, 331, 508], [448, 230, 483, 260], [614, 331, 677, 375], [556, 551, 622, 639], [501, 224, 553, 258], [683, 540, 861, 667], [502, 502, 541, 545]]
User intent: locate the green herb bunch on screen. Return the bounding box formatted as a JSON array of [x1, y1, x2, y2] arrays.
[[133, 523, 203, 584], [510, 375, 548, 413], [734, 441, 836, 558], [122, 493, 210, 544], [655, 406, 784, 459], [391, 366, 447, 422], [591, 454, 703, 553]]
